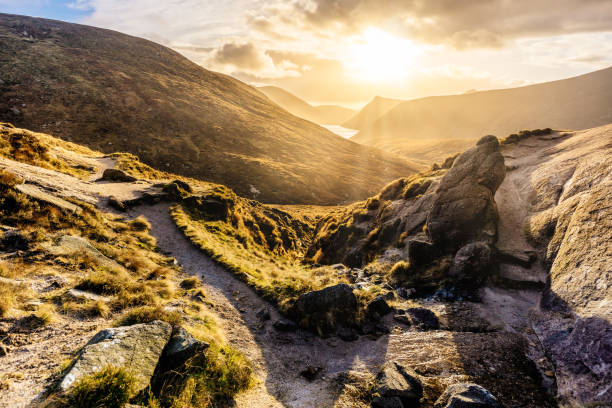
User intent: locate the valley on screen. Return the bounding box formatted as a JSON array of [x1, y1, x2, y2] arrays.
[[0, 7, 610, 408]]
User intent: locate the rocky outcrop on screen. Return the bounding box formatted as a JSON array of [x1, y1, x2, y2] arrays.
[[519, 126, 612, 406], [60, 321, 172, 396], [44, 235, 121, 270], [371, 361, 423, 408], [289, 283, 358, 337], [427, 135, 506, 252], [434, 383, 501, 408]]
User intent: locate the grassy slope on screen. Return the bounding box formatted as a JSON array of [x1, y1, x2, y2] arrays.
[[0, 130, 252, 406], [0, 13, 419, 205], [352, 66, 612, 163]]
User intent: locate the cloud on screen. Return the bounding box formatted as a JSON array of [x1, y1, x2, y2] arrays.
[[214, 42, 266, 70], [270, 0, 612, 49]]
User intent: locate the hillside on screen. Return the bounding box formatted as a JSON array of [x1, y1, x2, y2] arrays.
[[257, 85, 355, 125], [342, 96, 405, 130], [352, 67, 612, 163], [0, 13, 419, 205]]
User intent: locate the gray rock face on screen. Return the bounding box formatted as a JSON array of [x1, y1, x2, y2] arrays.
[[289, 283, 358, 337], [60, 320, 172, 396], [101, 168, 137, 182], [371, 361, 423, 408], [427, 135, 505, 252], [434, 383, 501, 408], [161, 327, 209, 370], [448, 242, 492, 286]]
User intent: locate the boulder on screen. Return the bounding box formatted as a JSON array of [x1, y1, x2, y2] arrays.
[[427, 136, 505, 252], [101, 168, 137, 182], [160, 327, 209, 371], [448, 242, 493, 286], [366, 295, 392, 318], [65, 288, 110, 303], [434, 383, 501, 408], [59, 321, 172, 396], [406, 308, 439, 330], [289, 283, 358, 337], [407, 240, 440, 267], [371, 361, 423, 408], [273, 319, 298, 332]]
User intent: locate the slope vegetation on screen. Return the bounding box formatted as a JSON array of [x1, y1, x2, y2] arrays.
[[353, 67, 612, 163], [0, 13, 418, 205], [257, 86, 355, 125]]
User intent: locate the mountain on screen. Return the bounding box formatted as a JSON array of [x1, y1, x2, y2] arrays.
[[342, 96, 405, 130], [0, 14, 419, 205], [352, 67, 612, 162], [257, 85, 355, 125]]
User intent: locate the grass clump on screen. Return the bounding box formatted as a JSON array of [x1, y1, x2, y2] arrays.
[[62, 365, 134, 408], [129, 216, 151, 232], [158, 344, 253, 408], [114, 305, 182, 327], [180, 277, 201, 290]]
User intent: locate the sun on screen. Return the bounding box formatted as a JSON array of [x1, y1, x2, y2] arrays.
[[347, 28, 419, 81]]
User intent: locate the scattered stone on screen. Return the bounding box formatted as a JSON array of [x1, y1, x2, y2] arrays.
[[256, 307, 271, 321], [100, 168, 137, 182], [300, 364, 322, 381], [289, 283, 358, 337], [393, 314, 411, 326], [273, 319, 298, 332], [427, 135, 505, 252], [371, 361, 423, 408], [407, 240, 440, 267], [59, 320, 172, 396], [366, 295, 392, 318], [434, 383, 501, 408], [397, 288, 416, 299], [23, 300, 43, 311], [65, 288, 110, 303], [448, 242, 492, 287], [406, 308, 439, 330], [337, 326, 359, 341]]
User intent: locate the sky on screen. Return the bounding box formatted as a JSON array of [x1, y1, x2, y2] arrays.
[[3, 0, 612, 108]]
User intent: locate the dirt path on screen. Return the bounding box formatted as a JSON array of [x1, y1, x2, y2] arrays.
[[130, 204, 393, 408]]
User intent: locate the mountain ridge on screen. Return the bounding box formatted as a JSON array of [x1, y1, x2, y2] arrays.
[[351, 66, 612, 163], [257, 85, 356, 125], [0, 13, 419, 205]]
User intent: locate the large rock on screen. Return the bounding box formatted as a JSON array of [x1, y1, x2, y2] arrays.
[[371, 361, 423, 408], [448, 242, 492, 286], [101, 168, 137, 182], [15, 183, 82, 214], [427, 135, 505, 252], [289, 283, 358, 337], [60, 321, 172, 396], [434, 383, 501, 408]]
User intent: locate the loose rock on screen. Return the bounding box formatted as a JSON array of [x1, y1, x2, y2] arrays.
[[434, 383, 501, 408]]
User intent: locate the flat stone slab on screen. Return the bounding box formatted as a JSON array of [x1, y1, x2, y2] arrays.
[[60, 321, 172, 396], [16, 183, 82, 214], [44, 235, 121, 270]]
